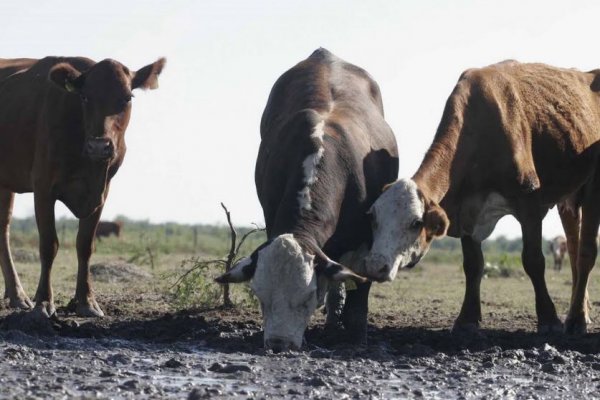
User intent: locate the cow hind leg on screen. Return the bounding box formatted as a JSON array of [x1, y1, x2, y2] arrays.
[[453, 236, 484, 332], [518, 205, 562, 333], [565, 195, 600, 334], [558, 204, 582, 306], [0, 189, 32, 309], [32, 195, 58, 317], [72, 207, 104, 317]]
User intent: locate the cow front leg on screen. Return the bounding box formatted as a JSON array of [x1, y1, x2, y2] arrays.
[[453, 236, 484, 332], [341, 281, 371, 344], [565, 194, 600, 334], [33, 195, 58, 317], [324, 281, 345, 329], [0, 189, 32, 309], [72, 206, 104, 317], [519, 207, 562, 333]]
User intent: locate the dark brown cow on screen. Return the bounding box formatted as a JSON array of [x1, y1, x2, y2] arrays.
[[95, 221, 123, 240], [216, 48, 398, 351], [0, 56, 165, 317], [366, 61, 600, 334]]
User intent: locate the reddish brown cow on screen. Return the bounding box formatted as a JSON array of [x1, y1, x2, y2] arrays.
[[0, 56, 165, 317], [366, 61, 600, 334], [95, 221, 123, 240]]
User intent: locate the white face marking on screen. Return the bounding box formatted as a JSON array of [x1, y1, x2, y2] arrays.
[[250, 234, 320, 350], [297, 120, 325, 211], [366, 178, 426, 281]]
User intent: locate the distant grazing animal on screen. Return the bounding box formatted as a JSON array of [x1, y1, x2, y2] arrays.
[[95, 221, 123, 240], [216, 48, 399, 351], [549, 236, 567, 271], [366, 60, 600, 334], [0, 56, 165, 318]]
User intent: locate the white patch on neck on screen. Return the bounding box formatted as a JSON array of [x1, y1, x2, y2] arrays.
[[298, 120, 326, 211]]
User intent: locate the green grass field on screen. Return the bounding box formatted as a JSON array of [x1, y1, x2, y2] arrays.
[[3, 217, 598, 334]]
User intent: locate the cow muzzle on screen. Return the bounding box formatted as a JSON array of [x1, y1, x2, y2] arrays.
[[364, 253, 394, 282], [264, 336, 299, 353], [84, 138, 114, 161]]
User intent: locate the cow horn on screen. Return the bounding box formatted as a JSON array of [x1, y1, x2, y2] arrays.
[[214, 256, 256, 284], [311, 245, 368, 283]]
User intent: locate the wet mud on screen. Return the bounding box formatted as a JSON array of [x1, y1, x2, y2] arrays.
[[0, 303, 599, 399]]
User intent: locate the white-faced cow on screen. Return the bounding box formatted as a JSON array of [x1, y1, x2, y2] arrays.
[[216, 48, 399, 351], [0, 56, 164, 317], [366, 61, 600, 334]]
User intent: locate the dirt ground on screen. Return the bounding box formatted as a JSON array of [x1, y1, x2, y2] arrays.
[[0, 253, 599, 399]]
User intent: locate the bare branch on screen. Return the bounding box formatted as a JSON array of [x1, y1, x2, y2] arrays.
[[235, 225, 265, 255], [170, 257, 224, 289], [221, 202, 237, 273]]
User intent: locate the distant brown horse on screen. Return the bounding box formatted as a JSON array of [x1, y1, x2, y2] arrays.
[[95, 221, 123, 240], [549, 236, 567, 271]]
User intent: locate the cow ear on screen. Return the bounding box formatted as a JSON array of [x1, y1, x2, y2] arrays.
[[132, 57, 166, 90], [424, 202, 449, 238], [49, 63, 85, 93], [215, 256, 256, 284]]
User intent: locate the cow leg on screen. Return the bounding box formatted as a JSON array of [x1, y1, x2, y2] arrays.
[[518, 206, 562, 333], [565, 197, 600, 334], [0, 189, 32, 309], [453, 235, 484, 331], [72, 206, 104, 317], [32, 195, 58, 317], [341, 281, 371, 344], [557, 205, 589, 311], [324, 281, 345, 329]]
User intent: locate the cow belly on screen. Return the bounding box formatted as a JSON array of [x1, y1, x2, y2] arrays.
[[462, 192, 514, 241], [0, 167, 32, 193]]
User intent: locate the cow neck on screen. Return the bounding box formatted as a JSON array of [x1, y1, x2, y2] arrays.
[[271, 208, 337, 252], [412, 88, 471, 205]]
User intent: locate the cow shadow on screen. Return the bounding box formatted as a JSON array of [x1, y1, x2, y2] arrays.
[[1, 308, 598, 359]]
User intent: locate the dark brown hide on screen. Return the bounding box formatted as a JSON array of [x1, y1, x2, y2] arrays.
[[0, 56, 165, 317], [255, 48, 399, 343]]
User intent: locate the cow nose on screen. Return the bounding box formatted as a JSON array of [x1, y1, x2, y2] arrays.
[[365, 254, 391, 281], [85, 138, 114, 160], [265, 337, 292, 353], [379, 264, 391, 274]]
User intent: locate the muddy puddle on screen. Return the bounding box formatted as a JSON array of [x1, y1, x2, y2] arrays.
[[0, 307, 599, 399]]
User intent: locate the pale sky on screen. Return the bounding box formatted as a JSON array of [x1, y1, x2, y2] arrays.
[[2, 0, 599, 238]]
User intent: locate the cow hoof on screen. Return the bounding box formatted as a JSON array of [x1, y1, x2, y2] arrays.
[[537, 320, 564, 334], [564, 315, 588, 335], [451, 321, 480, 334], [75, 299, 105, 318], [33, 301, 56, 318], [5, 293, 34, 310]]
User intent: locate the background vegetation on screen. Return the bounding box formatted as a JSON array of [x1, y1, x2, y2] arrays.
[[5, 217, 563, 310]]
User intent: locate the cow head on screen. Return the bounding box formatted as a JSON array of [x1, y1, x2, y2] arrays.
[[49, 57, 166, 162], [365, 178, 449, 282], [215, 234, 367, 352]]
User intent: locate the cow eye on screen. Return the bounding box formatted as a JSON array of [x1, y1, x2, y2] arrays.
[[410, 219, 423, 230], [80, 94, 88, 103]]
